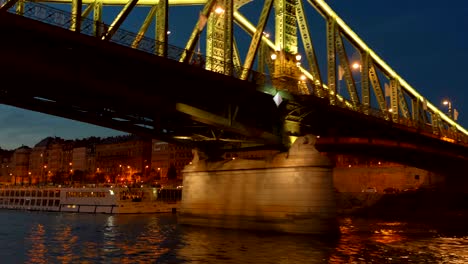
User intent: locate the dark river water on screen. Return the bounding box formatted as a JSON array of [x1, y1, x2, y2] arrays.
[[0, 210, 467, 263]]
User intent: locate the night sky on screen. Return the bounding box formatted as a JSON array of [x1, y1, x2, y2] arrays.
[[0, 0, 467, 150]]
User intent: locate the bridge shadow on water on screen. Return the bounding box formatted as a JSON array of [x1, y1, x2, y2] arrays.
[[338, 189, 468, 237]]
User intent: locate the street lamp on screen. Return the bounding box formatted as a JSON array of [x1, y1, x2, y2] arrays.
[[443, 99, 452, 119], [352, 62, 361, 70]]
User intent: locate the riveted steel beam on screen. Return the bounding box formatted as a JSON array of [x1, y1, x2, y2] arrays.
[[326, 18, 337, 105], [296, 0, 321, 88], [180, 0, 216, 63], [274, 0, 297, 54], [368, 63, 386, 113], [389, 79, 399, 122], [131, 6, 157, 48], [93, 0, 103, 37], [335, 29, 359, 107], [0, 0, 19, 12], [361, 51, 370, 114], [71, 0, 82, 32], [156, 0, 168, 57], [240, 0, 273, 80], [101, 0, 139, 41], [397, 85, 410, 119]]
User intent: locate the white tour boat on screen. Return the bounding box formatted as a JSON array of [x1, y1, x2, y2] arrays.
[[0, 185, 182, 214]]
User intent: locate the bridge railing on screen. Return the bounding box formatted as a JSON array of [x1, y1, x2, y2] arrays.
[[5, 1, 268, 85], [4, 1, 467, 146]]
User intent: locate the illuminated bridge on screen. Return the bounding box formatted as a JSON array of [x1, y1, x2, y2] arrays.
[[1, 0, 467, 234]]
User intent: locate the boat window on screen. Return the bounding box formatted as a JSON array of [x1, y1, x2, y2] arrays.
[[55, 190, 60, 197], [25, 199, 30, 206], [25, 191, 30, 197], [36, 199, 41, 205], [42, 199, 47, 206], [32, 191, 36, 197], [21, 191, 25, 197], [5, 190, 9, 196], [20, 199, 24, 205], [157, 189, 182, 202], [15, 191, 19, 197], [31, 199, 36, 206], [54, 200, 59, 206], [48, 200, 53, 206]]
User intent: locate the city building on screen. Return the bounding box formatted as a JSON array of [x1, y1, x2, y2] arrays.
[[0, 148, 13, 184], [11, 146, 31, 185], [151, 140, 193, 182], [95, 135, 152, 184]]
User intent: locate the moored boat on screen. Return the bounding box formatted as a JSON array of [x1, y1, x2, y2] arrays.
[[0, 185, 182, 214]]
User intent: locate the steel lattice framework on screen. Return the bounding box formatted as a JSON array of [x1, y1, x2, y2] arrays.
[[1, 0, 467, 145]]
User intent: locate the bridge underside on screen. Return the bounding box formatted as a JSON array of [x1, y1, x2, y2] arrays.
[[0, 12, 282, 153], [281, 94, 468, 173]]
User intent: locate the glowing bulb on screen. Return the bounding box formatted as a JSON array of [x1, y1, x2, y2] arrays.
[[214, 6, 224, 14]]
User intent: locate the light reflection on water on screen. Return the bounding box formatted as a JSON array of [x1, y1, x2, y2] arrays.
[[0, 210, 468, 263]]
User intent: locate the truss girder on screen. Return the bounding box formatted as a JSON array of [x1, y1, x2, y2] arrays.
[[368, 63, 386, 112], [156, 0, 168, 56], [0, 0, 19, 12], [71, 0, 82, 32], [305, 0, 467, 136], [93, 0, 103, 37], [361, 51, 370, 113], [389, 79, 399, 122], [295, 0, 321, 88], [81, 2, 94, 18], [180, 0, 216, 63], [175, 103, 281, 144], [224, 0, 234, 75], [412, 98, 426, 126], [335, 30, 359, 107], [101, 0, 139, 41], [326, 18, 337, 105], [232, 39, 242, 76], [258, 40, 267, 74], [2, 0, 468, 142], [240, 0, 273, 80], [397, 85, 410, 119], [131, 6, 157, 48], [274, 0, 297, 54], [206, 11, 224, 72]]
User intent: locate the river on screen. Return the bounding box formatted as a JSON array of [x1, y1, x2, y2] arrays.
[[0, 209, 467, 263]]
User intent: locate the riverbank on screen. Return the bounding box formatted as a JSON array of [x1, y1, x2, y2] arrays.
[[336, 190, 468, 223]]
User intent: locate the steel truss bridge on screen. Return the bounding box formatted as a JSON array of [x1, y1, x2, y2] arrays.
[[0, 0, 467, 168]]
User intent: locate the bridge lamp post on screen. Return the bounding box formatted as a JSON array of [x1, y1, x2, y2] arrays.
[[443, 100, 452, 119]]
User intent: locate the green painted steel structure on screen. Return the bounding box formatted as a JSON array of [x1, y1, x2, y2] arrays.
[[1, 0, 467, 148]]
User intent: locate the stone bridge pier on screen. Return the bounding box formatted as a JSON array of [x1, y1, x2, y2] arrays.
[[179, 135, 339, 235]]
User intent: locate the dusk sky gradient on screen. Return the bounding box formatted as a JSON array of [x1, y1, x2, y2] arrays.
[[0, 0, 467, 150]]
